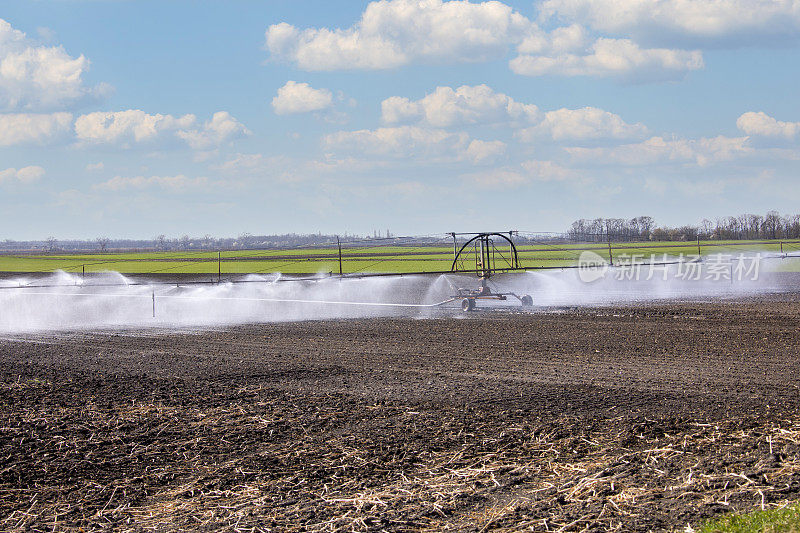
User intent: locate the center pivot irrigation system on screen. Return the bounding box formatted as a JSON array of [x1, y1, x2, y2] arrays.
[[5, 230, 800, 317]]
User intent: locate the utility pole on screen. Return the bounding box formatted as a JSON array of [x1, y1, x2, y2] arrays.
[[337, 236, 343, 275]]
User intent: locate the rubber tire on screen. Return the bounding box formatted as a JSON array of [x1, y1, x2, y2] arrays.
[[461, 298, 475, 312], [520, 295, 533, 307]]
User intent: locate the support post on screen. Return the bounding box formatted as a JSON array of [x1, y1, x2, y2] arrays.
[[82, 264, 85, 279], [152, 291, 155, 318], [608, 240, 613, 266], [451, 232, 457, 261], [217, 251, 221, 283], [781, 241, 784, 254], [697, 236, 701, 257], [337, 236, 343, 276]]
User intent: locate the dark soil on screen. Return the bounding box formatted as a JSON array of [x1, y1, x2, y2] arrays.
[[2, 296, 800, 531]]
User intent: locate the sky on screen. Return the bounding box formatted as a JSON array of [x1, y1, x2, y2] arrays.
[[0, 0, 798, 239]]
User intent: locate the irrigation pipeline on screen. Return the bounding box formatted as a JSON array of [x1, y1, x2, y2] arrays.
[[8, 291, 457, 309], [5, 252, 800, 293]]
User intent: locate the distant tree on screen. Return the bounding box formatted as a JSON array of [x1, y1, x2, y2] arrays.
[[764, 210, 781, 240], [179, 235, 190, 250], [699, 219, 713, 239], [237, 232, 252, 249], [96, 236, 110, 252], [46, 236, 57, 252], [155, 234, 167, 250]]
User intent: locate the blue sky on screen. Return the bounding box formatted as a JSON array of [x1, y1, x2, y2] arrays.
[[1, 0, 798, 239]]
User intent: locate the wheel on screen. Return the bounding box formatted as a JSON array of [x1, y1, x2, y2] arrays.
[[520, 295, 533, 306], [461, 298, 475, 311]]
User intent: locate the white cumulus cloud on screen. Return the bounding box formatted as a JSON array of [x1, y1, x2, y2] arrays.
[[75, 110, 248, 149], [265, 0, 533, 70], [465, 139, 506, 163], [272, 81, 334, 115], [566, 135, 752, 166], [324, 125, 501, 164], [510, 38, 703, 81], [381, 84, 540, 127], [264, 1, 705, 82], [516, 106, 647, 141], [75, 110, 195, 145], [539, 0, 800, 46], [737, 111, 800, 138], [0, 18, 110, 111], [176, 111, 251, 149], [0, 112, 72, 145], [0, 165, 45, 184]]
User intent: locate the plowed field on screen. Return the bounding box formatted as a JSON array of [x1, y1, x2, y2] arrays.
[[3, 296, 800, 531]]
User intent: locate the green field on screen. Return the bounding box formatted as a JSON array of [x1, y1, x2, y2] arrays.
[[697, 503, 800, 532], [1, 239, 799, 275]]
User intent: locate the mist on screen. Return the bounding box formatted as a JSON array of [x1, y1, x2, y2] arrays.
[[0, 254, 796, 334]]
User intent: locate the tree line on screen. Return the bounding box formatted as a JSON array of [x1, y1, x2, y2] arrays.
[[567, 211, 800, 242]]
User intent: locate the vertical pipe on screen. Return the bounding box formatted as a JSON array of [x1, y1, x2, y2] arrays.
[[82, 264, 85, 279], [217, 251, 221, 283], [451, 233, 457, 261], [337, 236, 343, 276], [608, 241, 613, 266], [697, 236, 701, 257], [781, 241, 784, 254], [152, 291, 155, 318], [479, 235, 485, 275], [509, 232, 514, 268]]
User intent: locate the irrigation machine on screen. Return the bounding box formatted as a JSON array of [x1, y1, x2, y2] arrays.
[[446, 232, 533, 311]]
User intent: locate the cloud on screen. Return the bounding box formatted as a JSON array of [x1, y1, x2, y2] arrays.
[[265, 0, 533, 70], [566, 135, 752, 166], [176, 111, 251, 149], [75, 110, 248, 149], [539, 0, 800, 46], [465, 139, 506, 163], [85, 162, 104, 172], [0, 112, 72, 145], [462, 168, 529, 188], [510, 38, 703, 81], [0, 165, 45, 184], [75, 110, 195, 145], [380, 84, 645, 144], [324, 125, 468, 159], [516, 106, 647, 141], [265, 1, 705, 82], [93, 174, 223, 193], [0, 18, 110, 111], [381, 84, 540, 127], [271, 81, 333, 115], [214, 153, 269, 173], [324, 125, 501, 164], [463, 159, 579, 188], [737, 111, 800, 139], [520, 159, 576, 181]]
